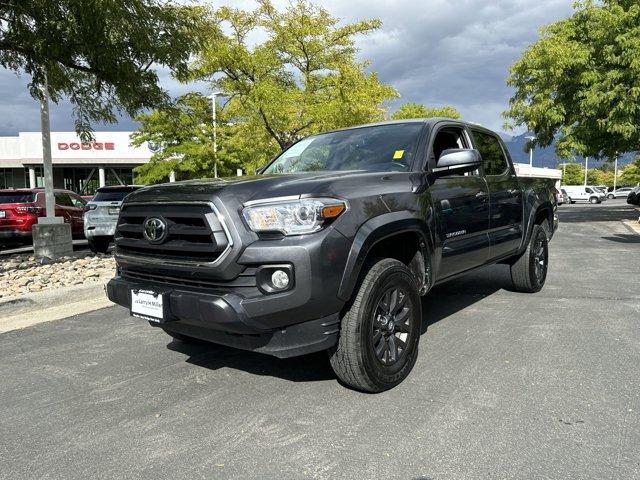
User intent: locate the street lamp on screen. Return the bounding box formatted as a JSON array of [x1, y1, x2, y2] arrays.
[[525, 135, 536, 167], [208, 91, 223, 178]]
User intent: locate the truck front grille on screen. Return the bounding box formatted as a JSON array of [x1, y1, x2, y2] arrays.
[[115, 203, 231, 263]]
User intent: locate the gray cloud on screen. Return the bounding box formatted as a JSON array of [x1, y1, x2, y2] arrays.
[[0, 0, 574, 136]]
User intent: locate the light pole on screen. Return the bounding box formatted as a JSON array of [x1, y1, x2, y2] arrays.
[[209, 92, 223, 178], [584, 157, 589, 186], [525, 135, 536, 167], [614, 156, 618, 192], [32, 72, 73, 258], [39, 74, 56, 221]]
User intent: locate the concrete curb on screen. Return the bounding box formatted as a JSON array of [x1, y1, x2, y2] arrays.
[[0, 279, 114, 334]]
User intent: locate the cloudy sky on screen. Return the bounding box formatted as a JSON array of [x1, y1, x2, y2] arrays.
[[0, 0, 574, 136]]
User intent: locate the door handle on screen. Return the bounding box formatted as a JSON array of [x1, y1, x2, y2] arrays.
[[507, 189, 520, 195], [475, 191, 487, 199]]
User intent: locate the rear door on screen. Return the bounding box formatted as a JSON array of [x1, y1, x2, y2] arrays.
[[470, 128, 523, 259], [427, 123, 490, 280]]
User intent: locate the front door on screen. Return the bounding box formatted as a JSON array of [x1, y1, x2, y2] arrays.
[[427, 125, 490, 280], [471, 129, 523, 259]]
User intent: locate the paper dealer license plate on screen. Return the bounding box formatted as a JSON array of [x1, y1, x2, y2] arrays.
[[131, 289, 164, 322]]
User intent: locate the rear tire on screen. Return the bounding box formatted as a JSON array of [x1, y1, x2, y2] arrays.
[[329, 258, 422, 392], [607, 194, 615, 199], [510, 224, 548, 293], [88, 236, 111, 254]]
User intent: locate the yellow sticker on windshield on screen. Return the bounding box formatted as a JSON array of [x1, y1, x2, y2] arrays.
[[393, 150, 405, 159]]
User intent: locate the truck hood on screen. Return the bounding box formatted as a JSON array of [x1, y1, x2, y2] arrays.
[[123, 171, 406, 206]]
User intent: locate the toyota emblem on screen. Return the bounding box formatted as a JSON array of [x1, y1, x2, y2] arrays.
[[143, 217, 168, 243]]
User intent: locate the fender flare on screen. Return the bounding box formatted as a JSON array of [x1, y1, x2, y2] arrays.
[[337, 211, 435, 301], [521, 197, 554, 251]]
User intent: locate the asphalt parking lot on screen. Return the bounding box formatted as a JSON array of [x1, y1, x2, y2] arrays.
[[1, 200, 639, 480]]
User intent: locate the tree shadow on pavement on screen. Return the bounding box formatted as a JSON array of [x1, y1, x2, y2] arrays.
[[601, 234, 640, 244], [558, 204, 638, 223]]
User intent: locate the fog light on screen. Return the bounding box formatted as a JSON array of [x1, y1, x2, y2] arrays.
[[271, 269, 290, 289]]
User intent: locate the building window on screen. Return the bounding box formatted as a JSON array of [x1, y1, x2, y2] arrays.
[[0, 169, 13, 188]]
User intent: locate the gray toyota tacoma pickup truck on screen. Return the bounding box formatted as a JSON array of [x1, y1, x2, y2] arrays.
[[107, 118, 558, 392]]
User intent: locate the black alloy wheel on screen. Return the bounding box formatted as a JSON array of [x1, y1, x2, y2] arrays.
[[371, 287, 412, 366]]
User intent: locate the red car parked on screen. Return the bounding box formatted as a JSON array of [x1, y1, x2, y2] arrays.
[[0, 188, 87, 244]]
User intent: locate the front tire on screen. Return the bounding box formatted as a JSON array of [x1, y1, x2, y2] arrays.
[[590, 197, 599, 204], [607, 194, 615, 199], [329, 258, 422, 392], [510, 224, 548, 293]]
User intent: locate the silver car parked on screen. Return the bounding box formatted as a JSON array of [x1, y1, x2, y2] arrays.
[[84, 185, 142, 253], [607, 187, 634, 199]]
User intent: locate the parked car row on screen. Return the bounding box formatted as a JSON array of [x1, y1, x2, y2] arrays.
[[0, 185, 141, 252], [0, 189, 87, 243], [562, 185, 607, 204], [559, 185, 639, 204]]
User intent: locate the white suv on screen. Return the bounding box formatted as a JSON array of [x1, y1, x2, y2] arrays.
[[84, 186, 142, 253]]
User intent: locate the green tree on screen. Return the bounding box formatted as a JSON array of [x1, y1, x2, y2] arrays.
[[131, 93, 244, 183], [620, 157, 640, 185], [0, 0, 203, 135], [505, 0, 640, 159], [391, 103, 460, 120], [587, 168, 614, 186], [561, 163, 584, 185], [188, 0, 397, 152]]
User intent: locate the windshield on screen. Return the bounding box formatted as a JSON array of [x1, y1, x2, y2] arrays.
[[93, 187, 138, 202], [0, 192, 36, 203], [263, 123, 423, 174]]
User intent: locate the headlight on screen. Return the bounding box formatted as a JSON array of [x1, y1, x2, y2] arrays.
[[242, 197, 347, 236]]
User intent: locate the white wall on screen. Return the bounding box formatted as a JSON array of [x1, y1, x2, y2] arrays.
[[0, 132, 152, 169]]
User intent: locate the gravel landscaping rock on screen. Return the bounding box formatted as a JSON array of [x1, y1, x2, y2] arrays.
[[0, 252, 116, 299]]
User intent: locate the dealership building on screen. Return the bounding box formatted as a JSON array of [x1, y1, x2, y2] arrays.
[[0, 131, 152, 194]]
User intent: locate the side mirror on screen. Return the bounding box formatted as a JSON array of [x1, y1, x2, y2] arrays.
[[432, 149, 481, 176]]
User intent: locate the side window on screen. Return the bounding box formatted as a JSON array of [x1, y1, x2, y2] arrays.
[[430, 126, 478, 176], [69, 194, 86, 208], [55, 193, 73, 207], [431, 127, 467, 163], [472, 130, 509, 176], [585, 188, 593, 194]]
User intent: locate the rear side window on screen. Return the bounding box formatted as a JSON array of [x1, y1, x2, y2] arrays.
[[93, 188, 137, 202], [0, 192, 36, 203], [69, 194, 86, 207], [55, 193, 74, 206], [472, 130, 509, 176]]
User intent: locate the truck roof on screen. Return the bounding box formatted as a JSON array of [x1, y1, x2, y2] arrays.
[[322, 117, 493, 135]]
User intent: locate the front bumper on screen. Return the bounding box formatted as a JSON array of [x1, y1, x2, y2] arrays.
[[0, 230, 32, 240], [85, 223, 116, 238], [106, 275, 340, 358]]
